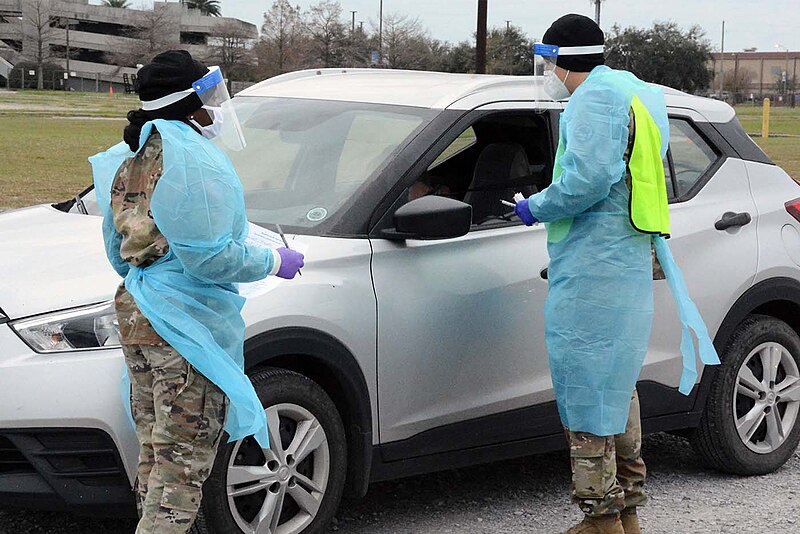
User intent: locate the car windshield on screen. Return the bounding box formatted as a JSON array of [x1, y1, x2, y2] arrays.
[[221, 96, 435, 234]]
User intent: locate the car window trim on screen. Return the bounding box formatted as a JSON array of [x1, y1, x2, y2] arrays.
[[665, 148, 678, 201]]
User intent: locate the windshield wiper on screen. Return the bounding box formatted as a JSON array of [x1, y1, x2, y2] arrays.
[[73, 194, 88, 215]]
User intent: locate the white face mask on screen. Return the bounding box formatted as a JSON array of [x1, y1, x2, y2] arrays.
[[544, 69, 571, 101], [189, 106, 223, 140]]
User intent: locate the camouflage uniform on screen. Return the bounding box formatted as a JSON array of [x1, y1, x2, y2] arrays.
[[567, 390, 647, 517], [112, 132, 228, 534]]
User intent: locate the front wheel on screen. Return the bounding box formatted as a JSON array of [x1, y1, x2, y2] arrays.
[[197, 368, 348, 534], [692, 315, 800, 475]]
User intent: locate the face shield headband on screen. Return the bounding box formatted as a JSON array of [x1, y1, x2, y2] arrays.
[[533, 43, 605, 74], [140, 66, 227, 111]]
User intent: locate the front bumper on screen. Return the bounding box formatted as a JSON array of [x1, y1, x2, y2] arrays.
[[0, 324, 137, 516]]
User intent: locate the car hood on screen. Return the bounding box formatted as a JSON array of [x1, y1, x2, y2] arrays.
[[0, 206, 120, 319]]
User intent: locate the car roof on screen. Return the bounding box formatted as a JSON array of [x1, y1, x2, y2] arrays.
[[238, 68, 735, 123]]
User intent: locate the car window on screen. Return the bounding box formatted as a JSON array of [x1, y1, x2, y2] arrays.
[[392, 112, 553, 231], [337, 113, 424, 184], [668, 119, 718, 198], [429, 127, 477, 169]]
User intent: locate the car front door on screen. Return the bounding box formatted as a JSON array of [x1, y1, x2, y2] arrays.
[[370, 105, 561, 458]]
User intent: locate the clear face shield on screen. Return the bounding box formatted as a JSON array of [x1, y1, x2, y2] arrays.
[[533, 43, 605, 101], [192, 66, 247, 151], [533, 43, 559, 77]]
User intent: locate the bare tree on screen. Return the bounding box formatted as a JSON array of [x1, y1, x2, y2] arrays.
[[23, 0, 53, 89], [379, 13, 433, 70], [208, 21, 255, 80], [714, 67, 756, 96], [307, 1, 346, 68], [342, 23, 371, 68], [259, 0, 305, 77], [110, 5, 179, 67]]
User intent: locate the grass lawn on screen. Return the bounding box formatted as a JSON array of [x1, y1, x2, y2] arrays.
[[0, 89, 138, 118], [0, 93, 798, 209], [734, 104, 800, 136], [756, 137, 800, 180], [0, 116, 124, 207]]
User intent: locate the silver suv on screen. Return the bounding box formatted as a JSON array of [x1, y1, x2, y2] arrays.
[[1, 70, 799, 534]]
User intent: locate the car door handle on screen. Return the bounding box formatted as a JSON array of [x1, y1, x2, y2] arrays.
[[715, 211, 752, 231]]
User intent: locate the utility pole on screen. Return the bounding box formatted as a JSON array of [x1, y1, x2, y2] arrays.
[[378, 0, 383, 63], [505, 20, 512, 75], [776, 44, 791, 103], [593, 0, 603, 25], [351, 10, 357, 34], [65, 18, 70, 85], [720, 20, 725, 100], [60, 17, 71, 91], [476, 0, 488, 74]]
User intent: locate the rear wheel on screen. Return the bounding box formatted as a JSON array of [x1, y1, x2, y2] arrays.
[[197, 368, 347, 534], [693, 315, 800, 475]]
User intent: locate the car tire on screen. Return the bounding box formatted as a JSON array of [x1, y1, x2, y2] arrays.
[[196, 367, 348, 534], [692, 314, 800, 475]]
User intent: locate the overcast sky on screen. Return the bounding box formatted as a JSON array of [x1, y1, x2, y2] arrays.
[[130, 1, 800, 52]]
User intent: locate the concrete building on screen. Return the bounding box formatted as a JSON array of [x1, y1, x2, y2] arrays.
[[0, 0, 257, 90], [710, 50, 800, 104]]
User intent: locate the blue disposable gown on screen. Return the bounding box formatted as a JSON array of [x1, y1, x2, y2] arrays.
[[90, 119, 273, 448], [528, 66, 719, 436]]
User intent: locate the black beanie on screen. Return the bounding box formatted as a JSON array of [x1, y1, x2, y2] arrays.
[[542, 14, 605, 73], [123, 50, 207, 151]]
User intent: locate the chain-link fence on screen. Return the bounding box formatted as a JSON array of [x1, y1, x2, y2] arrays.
[[1, 65, 135, 94]]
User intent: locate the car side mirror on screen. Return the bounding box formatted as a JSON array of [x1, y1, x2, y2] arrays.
[[382, 196, 472, 241]]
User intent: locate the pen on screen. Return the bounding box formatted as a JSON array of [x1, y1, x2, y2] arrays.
[[275, 224, 302, 276]]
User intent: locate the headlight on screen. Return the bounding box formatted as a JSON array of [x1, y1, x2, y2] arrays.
[[11, 301, 120, 353]]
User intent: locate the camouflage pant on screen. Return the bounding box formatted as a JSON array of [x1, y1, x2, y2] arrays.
[[566, 390, 647, 517], [123, 344, 227, 534]]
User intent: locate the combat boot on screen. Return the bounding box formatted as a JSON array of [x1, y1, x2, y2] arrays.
[[620, 508, 641, 534], [564, 514, 625, 534]]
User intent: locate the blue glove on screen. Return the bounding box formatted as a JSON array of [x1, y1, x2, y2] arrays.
[[276, 248, 305, 279], [514, 198, 539, 226]]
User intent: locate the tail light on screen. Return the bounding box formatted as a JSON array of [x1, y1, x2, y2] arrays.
[[787, 198, 800, 223]]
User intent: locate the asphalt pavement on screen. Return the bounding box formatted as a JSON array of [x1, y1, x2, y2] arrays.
[[1, 433, 798, 534]]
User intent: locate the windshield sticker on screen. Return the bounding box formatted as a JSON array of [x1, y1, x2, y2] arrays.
[[307, 207, 328, 222]]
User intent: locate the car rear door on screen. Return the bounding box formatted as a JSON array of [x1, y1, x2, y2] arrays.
[[641, 109, 759, 408]]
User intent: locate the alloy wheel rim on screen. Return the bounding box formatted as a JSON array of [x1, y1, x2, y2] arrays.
[[226, 403, 330, 534], [733, 342, 800, 454]]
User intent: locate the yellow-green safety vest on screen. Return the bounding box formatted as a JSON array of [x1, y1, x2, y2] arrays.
[[628, 94, 671, 237]]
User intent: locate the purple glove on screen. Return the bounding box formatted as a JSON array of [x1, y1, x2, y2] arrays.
[[514, 198, 539, 226], [276, 247, 304, 279]]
